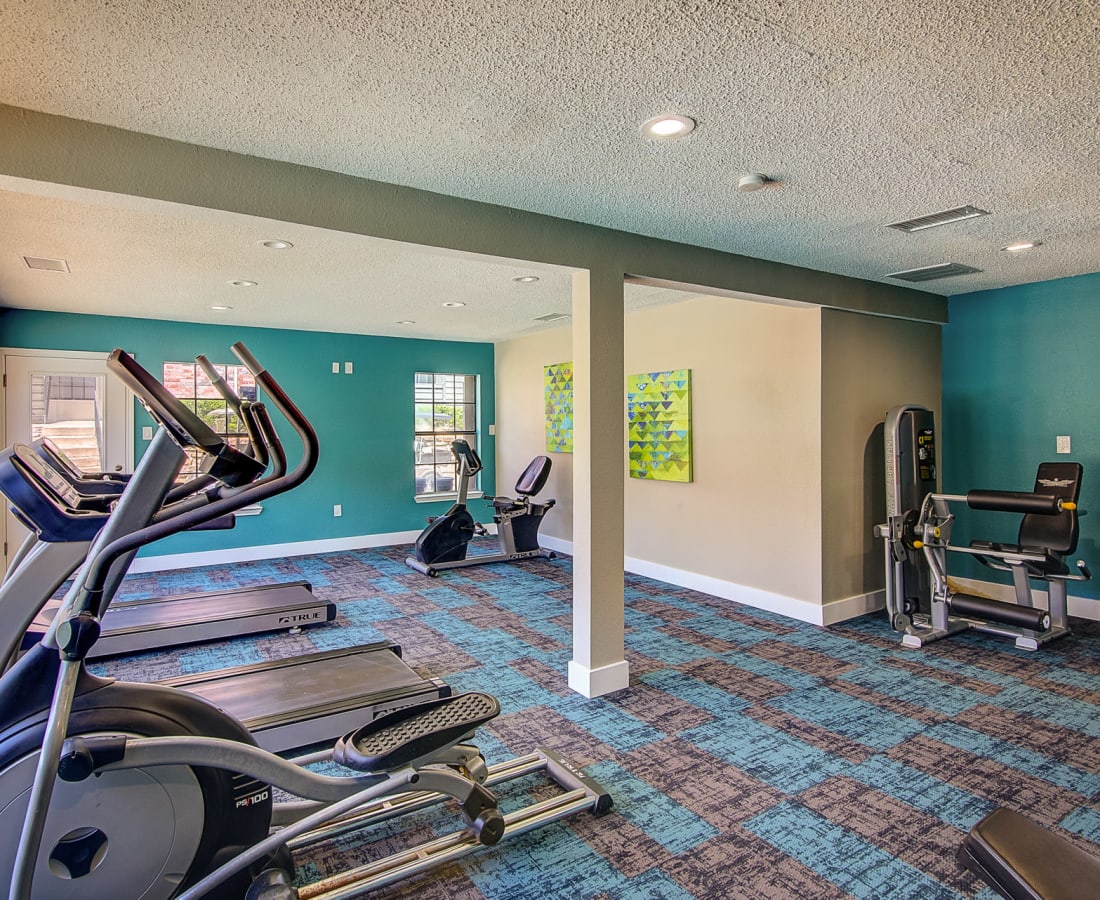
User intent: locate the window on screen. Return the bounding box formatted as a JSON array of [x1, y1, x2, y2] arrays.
[[414, 372, 478, 496], [31, 374, 105, 473], [162, 361, 256, 483]]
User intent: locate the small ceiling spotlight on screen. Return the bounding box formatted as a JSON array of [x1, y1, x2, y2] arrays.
[[442, 301, 466, 308], [736, 173, 770, 193], [209, 305, 233, 311], [259, 240, 294, 249], [229, 279, 257, 287], [512, 275, 540, 284], [1001, 240, 1042, 252], [641, 114, 696, 140]]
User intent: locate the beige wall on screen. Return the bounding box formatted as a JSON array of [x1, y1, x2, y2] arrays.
[[494, 326, 574, 539], [820, 308, 942, 608], [496, 293, 826, 609], [624, 296, 823, 603]]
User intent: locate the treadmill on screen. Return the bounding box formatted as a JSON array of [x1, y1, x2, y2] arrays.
[[0, 346, 451, 754], [10, 440, 335, 660], [18, 354, 337, 659]]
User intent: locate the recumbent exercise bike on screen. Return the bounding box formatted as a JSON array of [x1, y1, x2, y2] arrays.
[[406, 439, 557, 577]]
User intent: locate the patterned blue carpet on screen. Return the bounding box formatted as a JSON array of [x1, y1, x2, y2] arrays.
[[96, 543, 1100, 898]]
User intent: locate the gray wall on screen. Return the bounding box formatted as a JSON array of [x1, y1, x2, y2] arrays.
[[820, 308, 942, 610]]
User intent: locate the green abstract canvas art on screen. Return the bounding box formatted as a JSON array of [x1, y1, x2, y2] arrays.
[[544, 362, 573, 453], [627, 368, 692, 482]]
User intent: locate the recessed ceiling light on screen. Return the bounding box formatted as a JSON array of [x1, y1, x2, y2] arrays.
[[229, 280, 257, 287], [641, 114, 696, 139], [259, 240, 293, 249], [396, 320, 416, 325], [209, 305, 233, 311], [442, 301, 466, 308], [1002, 240, 1041, 252], [512, 275, 540, 284]]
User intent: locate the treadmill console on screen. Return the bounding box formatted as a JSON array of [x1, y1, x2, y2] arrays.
[[0, 444, 112, 542], [12, 444, 85, 509]]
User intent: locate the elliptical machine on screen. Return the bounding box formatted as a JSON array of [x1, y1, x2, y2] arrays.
[[876, 404, 1091, 650], [0, 344, 610, 900], [405, 439, 557, 577]]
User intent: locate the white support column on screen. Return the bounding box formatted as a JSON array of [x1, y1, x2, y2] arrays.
[[568, 268, 630, 697]]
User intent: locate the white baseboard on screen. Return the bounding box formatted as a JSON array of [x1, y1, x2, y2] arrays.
[[539, 533, 573, 556], [624, 555, 831, 625], [568, 658, 630, 698], [129, 530, 422, 574], [822, 590, 886, 625], [532, 536, 868, 627]]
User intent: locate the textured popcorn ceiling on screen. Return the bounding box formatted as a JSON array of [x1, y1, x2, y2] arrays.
[[0, 0, 1097, 339]]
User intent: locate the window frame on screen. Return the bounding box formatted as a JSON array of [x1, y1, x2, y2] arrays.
[[414, 371, 481, 500]]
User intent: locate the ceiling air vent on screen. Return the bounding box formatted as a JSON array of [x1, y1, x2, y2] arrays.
[[886, 262, 982, 282], [886, 205, 990, 233], [532, 312, 571, 323], [23, 256, 70, 272]]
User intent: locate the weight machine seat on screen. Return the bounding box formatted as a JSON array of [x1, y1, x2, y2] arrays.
[[970, 541, 1072, 578], [958, 807, 1100, 900], [969, 462, 1082, 578]]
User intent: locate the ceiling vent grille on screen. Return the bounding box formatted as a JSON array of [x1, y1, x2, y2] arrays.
[[886, 262, 982, 282], [532, 312, 571, 323], [23, 256, 70, 272], [886, 205, 990, 233]]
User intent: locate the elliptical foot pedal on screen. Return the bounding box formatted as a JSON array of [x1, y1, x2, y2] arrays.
[[334, 692, 500, 773]]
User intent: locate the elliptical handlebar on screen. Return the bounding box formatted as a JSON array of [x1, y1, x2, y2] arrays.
[[249, 403, 287, 479], [195, 353, 270, 469], [109, 350, 265, 488], [72, 344, 318, 618]]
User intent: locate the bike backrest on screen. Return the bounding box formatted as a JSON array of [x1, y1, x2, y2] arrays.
[[515, 456, 552, 497]]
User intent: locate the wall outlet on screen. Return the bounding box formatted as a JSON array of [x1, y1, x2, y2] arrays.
[[142, 426, 153, 440], [488, 423, 496, 435], [1057, 435, 1072, 454], [333, 504, 342, 517], [331, 362, 340, 374], [344, 361, 353, 374]]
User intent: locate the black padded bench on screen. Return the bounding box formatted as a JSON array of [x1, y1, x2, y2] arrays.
[[959, 807, 1100, 899]]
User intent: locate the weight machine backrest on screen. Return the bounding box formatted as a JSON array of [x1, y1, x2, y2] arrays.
[[1019, 462, 1082, 555]]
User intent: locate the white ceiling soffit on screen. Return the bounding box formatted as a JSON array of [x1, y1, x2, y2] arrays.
[[0, 1, 1098, 340], [0, 183, 690, 341]]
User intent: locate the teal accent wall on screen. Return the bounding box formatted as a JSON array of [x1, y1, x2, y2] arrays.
[[0, 309, 495, 557], [943, 272, 1099, 599]]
